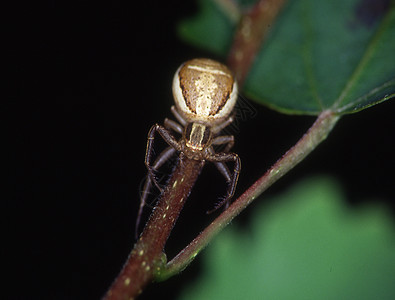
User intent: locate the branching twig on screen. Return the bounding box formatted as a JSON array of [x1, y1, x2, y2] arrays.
[[159, 110, 340, 279], [102, 0, 340, 298]]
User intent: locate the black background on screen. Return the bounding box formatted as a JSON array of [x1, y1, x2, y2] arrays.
[[8, 1, 395, 299]]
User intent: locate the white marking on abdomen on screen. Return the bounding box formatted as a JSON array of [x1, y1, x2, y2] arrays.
[[187, 65, 231, 77]]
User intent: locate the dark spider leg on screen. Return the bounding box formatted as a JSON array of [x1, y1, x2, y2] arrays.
[[208, 136, 236, 211], [136, 146, 176, 238], [212, 115, 234, 134], [212, 160, 233, 211], [164, 118, 183, 134], [205, 151, 241, 213], [208, 146, 232, 182], [145, 124, 181, 192], [212, 135, 234, 152], [170, 105, 188, 127], [137, 121, 184, 238], [214, 160, 232, 182]]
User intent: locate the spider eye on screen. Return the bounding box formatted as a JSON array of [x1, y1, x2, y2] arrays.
[[172, 58, 238, 125]]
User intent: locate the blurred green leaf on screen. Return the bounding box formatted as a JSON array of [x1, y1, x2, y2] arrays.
[[178, 0, 395, 115], [178, 177, 395, 300], [177, 0, 237, 56]]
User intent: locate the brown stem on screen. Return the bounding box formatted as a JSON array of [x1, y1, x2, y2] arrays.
[[105, 0, 292, 297], [161, 110, 340, 279], [103, 157, 204, 300], [227, 0, 287, 86]]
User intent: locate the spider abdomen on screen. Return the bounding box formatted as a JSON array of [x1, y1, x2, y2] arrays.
[[172, 58, 238, 125]]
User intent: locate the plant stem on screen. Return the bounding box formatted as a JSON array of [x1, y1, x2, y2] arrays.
[[228, 0, 287, 85], [104, 0, 319, 297], [160, 110, 340, 279], [103, 157, 204, 300]]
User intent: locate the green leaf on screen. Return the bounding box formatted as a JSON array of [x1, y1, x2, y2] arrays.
[[177, 0, 237, 56], [245, 0, 395, 115], [178, 177, 395, 300], [178, 0, 395, 115]]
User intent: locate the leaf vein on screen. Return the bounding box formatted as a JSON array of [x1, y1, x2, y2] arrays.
[[302, 0, 324, 111], [333, 5, 394, 111]]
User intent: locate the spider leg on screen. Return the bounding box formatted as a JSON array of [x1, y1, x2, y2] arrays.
[[205, 150, 241, 213], [212, 135, 234, 152], [212, 114, 234, 134], [136, 146, 176, 238], [208, 146, 232, 182], [145, 124, 181, 191], [139, 124, 181, 238], [214, 160, 232, 182], [212, 160, 233, 211], [164, 118, 183, 134], [170, 105, 188, 127]]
